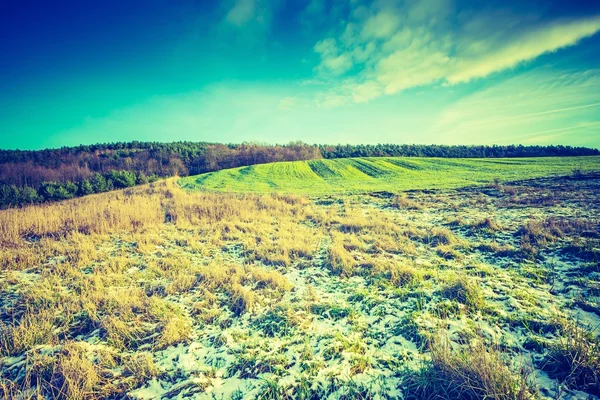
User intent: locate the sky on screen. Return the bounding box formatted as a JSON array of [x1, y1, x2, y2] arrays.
[[1, 0, 599, 150]]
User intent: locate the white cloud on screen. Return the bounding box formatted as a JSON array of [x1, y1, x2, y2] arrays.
[[351, 81, 383, 103], [277, 96, 312, 111], [314, 38, 354, 76], [311, 1, 600, 106], [448, 16, 600, 83], [361, 12, 400, 39], [222, 0, 281, 43], [314, 38, 338, 57], [226, 0, 256, 26], [322, 54, 353, 75]]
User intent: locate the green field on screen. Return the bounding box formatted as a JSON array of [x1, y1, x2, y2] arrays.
[[179, 156, 600, 194]]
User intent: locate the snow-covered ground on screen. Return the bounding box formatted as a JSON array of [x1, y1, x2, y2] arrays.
[[1, 175, 599, 399]]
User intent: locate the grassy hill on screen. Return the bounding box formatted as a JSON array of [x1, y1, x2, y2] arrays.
[[179, 156, 600, 194]]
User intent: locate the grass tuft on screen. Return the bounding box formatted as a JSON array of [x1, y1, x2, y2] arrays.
[[404, 337, 536, 400], [440, 276, 485, 313], [540, 321, 600, 396]]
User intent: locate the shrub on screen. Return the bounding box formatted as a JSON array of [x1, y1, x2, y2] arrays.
[[78, 179, 94, 196], [90, 172, 109, 193], [39, 181, 77, 201], [105, 170, 137, 189]]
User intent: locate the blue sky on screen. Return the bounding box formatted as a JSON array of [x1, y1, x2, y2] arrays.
[[1, 0, 599, 149]]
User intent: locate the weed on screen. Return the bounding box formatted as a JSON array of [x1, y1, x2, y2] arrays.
[[350, 354, 372, 375], [326, 237, 356, 277], [427, 227, 460, 247], [310, 302, 353, 320], [156, 315, 191, 350], [470, 217, 502, 232]]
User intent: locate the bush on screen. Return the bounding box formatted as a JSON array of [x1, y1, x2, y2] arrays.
[[90, 173, 108, 193], [78, 179, 94, 196], [105, 170, 137, 189], [0, 184, 39, 208], [136, 172, 149, 185], [39, 182, 77, 201]]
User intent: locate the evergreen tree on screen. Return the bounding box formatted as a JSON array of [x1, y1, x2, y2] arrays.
[[78, 179, 94, 196], [90, 173, 108, 193]]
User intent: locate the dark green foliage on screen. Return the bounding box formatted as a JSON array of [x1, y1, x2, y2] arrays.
[[105, 170, 137, 189], [0, 141, 597, 208], [39, 182, 76, 201], [0, 167, 164, 208], [90, 173, 108, 193], [136, 172, 148, 185], [0, 184, 40, 208], [78, 179, 94, 196], [318, 143, 599, 159], [0, 184, 19, 207], [18, 186, 39, 204]]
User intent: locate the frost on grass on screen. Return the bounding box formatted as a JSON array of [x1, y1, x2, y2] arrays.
[[1, 175, 600, 399]]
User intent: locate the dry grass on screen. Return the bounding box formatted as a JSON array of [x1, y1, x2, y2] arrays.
[[393, 194, 423, 210], [440, 275, 485, 313], [326, 234, 357, 277], [540, 320, 600, 396], [518, 217, 597, 258], [0, 180, 311, 397], [405, 336, 536, 400], [470, 217, 502, 232], [1, 173, 597, 398]]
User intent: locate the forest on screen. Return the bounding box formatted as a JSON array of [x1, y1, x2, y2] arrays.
[[0, 141, 597, 208]]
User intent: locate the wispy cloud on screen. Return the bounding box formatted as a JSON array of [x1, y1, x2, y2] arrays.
[[431, 68, 600, 145], [226, 0, 256, 26], [455, 102, 600, 127], [310, 0, 600, 105], [448, 16, 600, 84], [221, 0, 281, 44]]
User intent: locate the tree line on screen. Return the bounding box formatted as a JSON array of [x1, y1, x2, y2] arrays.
[[0, 141, 597, 208], [316, 144, 599, 159], [0, 142, 321, 208], [0, 170, 160, 208]]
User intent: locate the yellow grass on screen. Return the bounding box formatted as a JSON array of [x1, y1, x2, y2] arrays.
[[0, 180, 314, 396]]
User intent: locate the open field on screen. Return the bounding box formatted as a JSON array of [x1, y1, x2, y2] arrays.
[[179, 156, 600, 194], [1, 164, 600, 399]]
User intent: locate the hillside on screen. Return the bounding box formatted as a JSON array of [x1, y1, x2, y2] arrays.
[[179, 156, 600, 194], [3, 142, 598, 209]]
